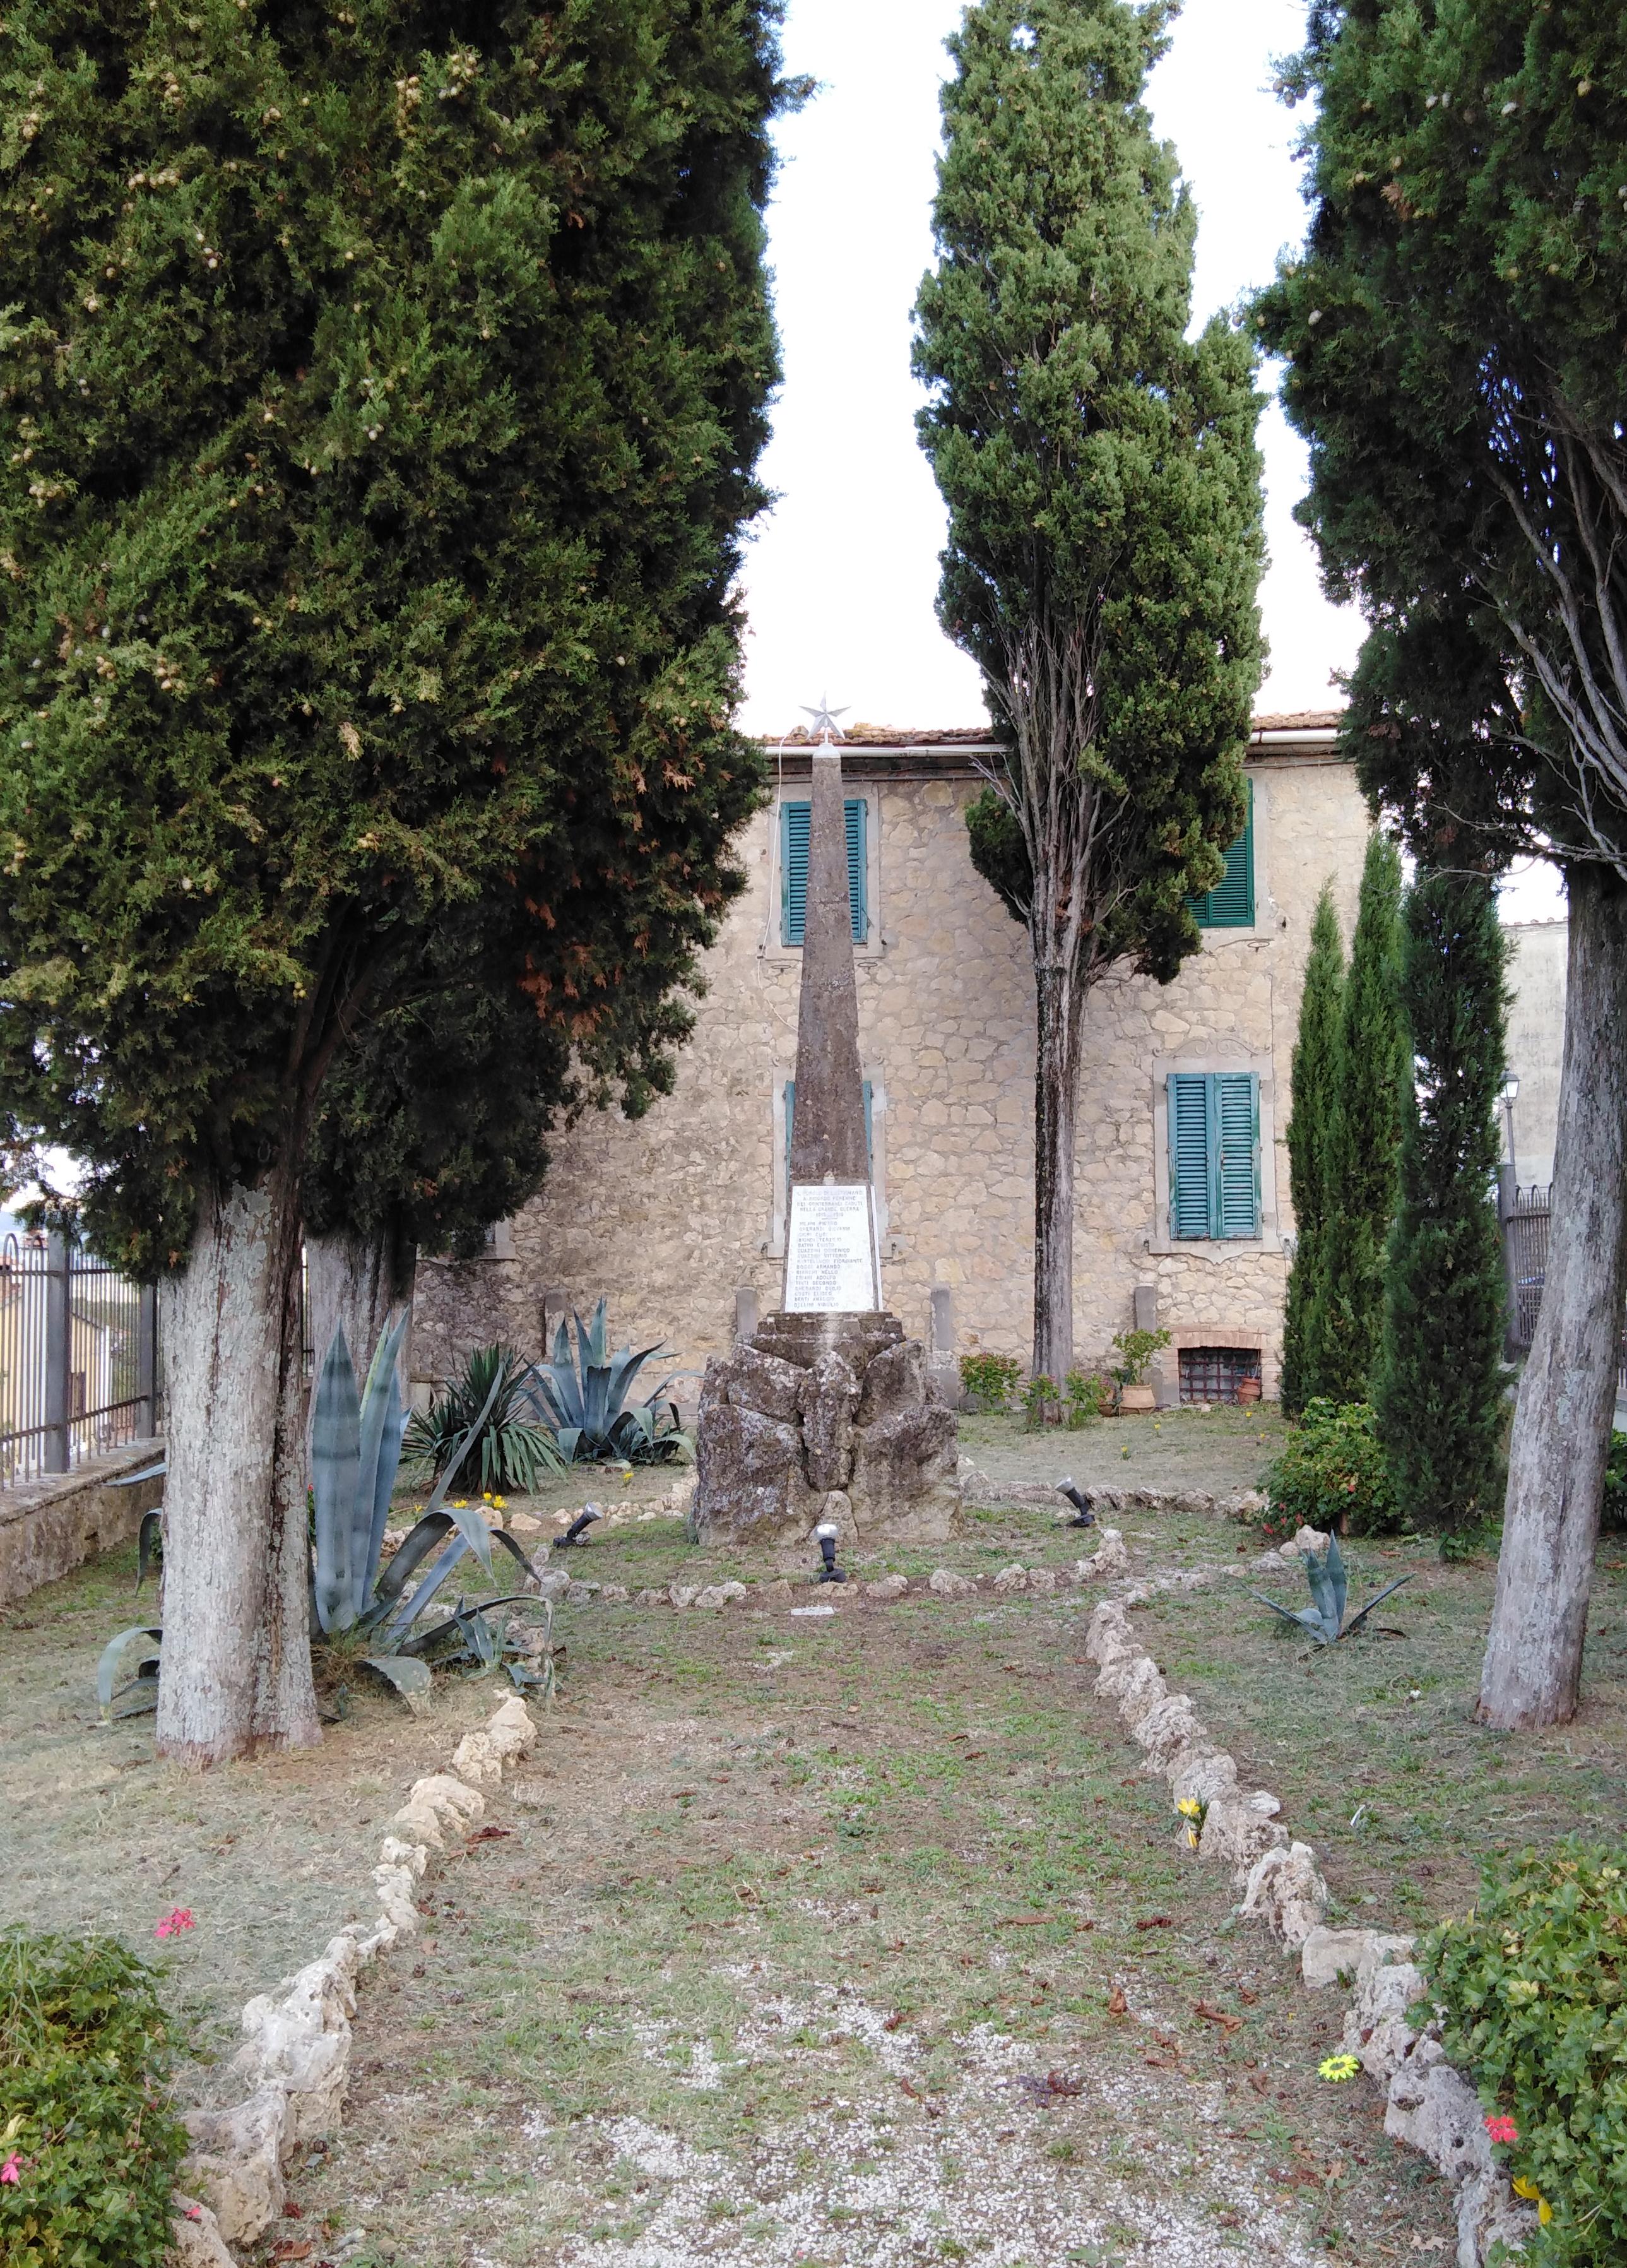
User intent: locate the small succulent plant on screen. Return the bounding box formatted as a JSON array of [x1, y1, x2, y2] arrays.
[[1252, 1531, 1414, 1646]]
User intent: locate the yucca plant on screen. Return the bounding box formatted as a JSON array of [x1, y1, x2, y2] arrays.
[[1253, 1531, 1414, 1647], [99, 1314, 550, 1718], [524, 1297, 690, 1464], [403, 1343, 565, 1495]]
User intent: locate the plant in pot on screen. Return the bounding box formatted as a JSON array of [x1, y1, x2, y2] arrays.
[[1108, 1327, 1172, 1415]]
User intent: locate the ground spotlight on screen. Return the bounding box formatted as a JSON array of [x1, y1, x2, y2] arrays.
[[814, 1519, 847, 1583], [557, 1502, 603, 1548], [1056, 1477, 1096, 1529]]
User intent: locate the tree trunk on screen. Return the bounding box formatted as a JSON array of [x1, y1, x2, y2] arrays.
[[305, 1214, 417, 1389], [1032, 960, 1087, 1387], [1479, 864, 1627, 1729], [155, 1169, 320, 1764]]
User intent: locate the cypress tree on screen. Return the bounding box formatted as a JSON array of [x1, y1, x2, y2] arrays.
[[1253, 1, 1627, 1725], [1311, 831, 1406, 1403], [1281, 882, 1346, 1415], [0, 0, 790, 1760], [1373, 869, 1510, 1538], [913, 0, 1265, 1384]]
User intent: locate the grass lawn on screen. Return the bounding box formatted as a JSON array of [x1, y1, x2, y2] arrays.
[[956, 1405, 1289, 1497], [3, 1416, 1621, 2264]]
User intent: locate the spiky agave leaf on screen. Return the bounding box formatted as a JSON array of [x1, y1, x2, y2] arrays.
[[97, 1626, 163, 1713], [357, 1654, 432, 1713], [1251, 1593, 1335, 1644], [135, 1507, 163, 1591], [355, 1311, 411, 1618], [1340, 1571, 1416, 1638]]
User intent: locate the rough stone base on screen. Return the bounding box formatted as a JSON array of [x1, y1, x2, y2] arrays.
[[694, 1311, 957, 1548]]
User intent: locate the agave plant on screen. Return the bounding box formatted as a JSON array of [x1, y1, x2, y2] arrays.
[[403, 1343, 565, 1495], [98, 1314, 551, 1719], [524, 1297, 690, 1464], [1253, 1532, 1414, 1647]]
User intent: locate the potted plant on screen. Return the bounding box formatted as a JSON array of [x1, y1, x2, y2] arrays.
[[1108, 1327, 1172, 1415]]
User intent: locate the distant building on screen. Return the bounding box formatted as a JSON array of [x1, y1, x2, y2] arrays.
[[1502, 920, 1566, 1192], [413, 713, 1373, 1406]]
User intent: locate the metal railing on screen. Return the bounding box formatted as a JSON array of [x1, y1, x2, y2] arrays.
[[0, 1231, 158, 1488], [1499, 1178, 1627, 1394]]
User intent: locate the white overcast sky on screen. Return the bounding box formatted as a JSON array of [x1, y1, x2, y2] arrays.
[[735, 0, 1565, 920]]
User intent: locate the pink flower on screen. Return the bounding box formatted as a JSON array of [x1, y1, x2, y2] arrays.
[[154, 1906, 195, 1940], [184, 2206, 203, 2221], [1, 2151, 21, 2185], [1484, 2113, 1519, 2146]]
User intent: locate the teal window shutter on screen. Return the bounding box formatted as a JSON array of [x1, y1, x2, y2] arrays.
[[1169, 1071, 1260, 1239], [844, 798, 868, 942], [786, 1079, 873, 1180], [1214, 1072, 1261, 1238], [781, 802, 811, 945], [780, 799, 867, 944], [1188, 780, 1255, 930], [1169, 1074, 1214, 1239]]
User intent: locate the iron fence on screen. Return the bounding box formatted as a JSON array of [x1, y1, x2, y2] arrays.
[[1499, 1179, 1627, 1394], [0, 1231, 158, 1488]]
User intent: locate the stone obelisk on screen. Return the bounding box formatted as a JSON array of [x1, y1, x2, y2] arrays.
[[691, 708, 959, 1550], [782, 739, 882, 1317]]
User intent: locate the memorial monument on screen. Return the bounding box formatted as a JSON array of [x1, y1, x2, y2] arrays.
[[694, 711, 959, 1548]]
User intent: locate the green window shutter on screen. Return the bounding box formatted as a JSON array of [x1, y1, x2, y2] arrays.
[[781, 799, 867, 944], [1169, 1074, 1214, 1239], [786, 1078, 873, 1180], [1188, 780, 1255, 930], [844, 798, 868, 942], [1214, 1072, 1261, 1238], [781, 802, 810, 945]]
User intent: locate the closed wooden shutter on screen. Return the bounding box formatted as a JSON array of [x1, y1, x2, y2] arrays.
[[1188, 780, 1255, 930], [1168, 1071, 1260, 1238], [1214, 1072, 1261, 1237], [1169, 1074, 1214, 1239], [780, 799, 867, 944]]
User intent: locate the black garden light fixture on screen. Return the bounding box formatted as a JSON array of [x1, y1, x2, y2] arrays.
[[814, 1519, 847, 1583], [557, 1502, 603, 1549], [1056, 1478, 1096, 1529]]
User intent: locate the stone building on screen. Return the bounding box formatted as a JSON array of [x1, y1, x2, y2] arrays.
[[1501, 918, 1567, 1193], [412, 711, 1371, 1407]]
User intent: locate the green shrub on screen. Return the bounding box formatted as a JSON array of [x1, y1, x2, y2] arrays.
[[958, 1352, 1022, 1411], [1419, 1839, 1627, 2265], [1062, 1369, 1104, 1429], [1603, 1433, 1627, 1535], [1020, 1372, 1057, 1428], [1261, 1398, 1400, 1540], [0, 1931, 188, 2268], [1108, 1327, 1172, 1392], [405, 1342, 565, 1494]]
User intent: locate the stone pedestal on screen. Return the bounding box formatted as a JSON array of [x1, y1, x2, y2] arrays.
[[694, 1310, 959, 1548]]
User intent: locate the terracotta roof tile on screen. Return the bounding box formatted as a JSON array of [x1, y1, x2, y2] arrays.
[[759, 711, 1344, 747]]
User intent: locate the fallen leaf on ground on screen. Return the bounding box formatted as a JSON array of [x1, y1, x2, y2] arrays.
[[1134, 1915, 1174, 1931], [1107, 1986, 1128, 2016], [1193, 2000, 1243, 2033]]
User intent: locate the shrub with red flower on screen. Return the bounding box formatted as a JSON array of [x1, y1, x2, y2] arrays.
[[153, 1907, 194, 1940], [1484, 2113, 1519, 2147]]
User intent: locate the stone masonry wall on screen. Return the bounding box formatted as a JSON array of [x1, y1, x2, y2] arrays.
[[412, 747, 1370, 1404]]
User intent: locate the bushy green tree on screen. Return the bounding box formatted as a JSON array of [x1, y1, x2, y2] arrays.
[[913, 0, 1265, 1383], [1255, 0, 1627, 1726], [1310, 831, 1406, 1402], [1281, 882, 1346, 1414], [1373, 869, 1510, 1538], [0, 0, 789, 1760]]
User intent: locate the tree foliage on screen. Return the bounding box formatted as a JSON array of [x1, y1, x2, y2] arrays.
[[0, 0, 790, 1269], [913, 0, 1264, 1375], [1310, 830, 1406, 1403], [1255, 0, 1627, 875], [1281, 882, 1346, 1415], [1374, 869, 1510, 1536]]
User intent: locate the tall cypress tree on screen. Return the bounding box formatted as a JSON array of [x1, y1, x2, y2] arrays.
[[0, 0, 790, 1761], [1374, 869, 1510, 1536], [913, 0, 1265, 1385], [1281, 882, 1346, 1414], [1311, 831, 1407, 1402]]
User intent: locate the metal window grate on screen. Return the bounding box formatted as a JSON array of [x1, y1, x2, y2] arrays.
[[1178, 1345, 1262, 1404], [0, 1232, 159, 1488]]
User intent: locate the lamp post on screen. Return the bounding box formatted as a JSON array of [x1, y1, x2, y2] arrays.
[[1501, 1072, 1520, 1191]]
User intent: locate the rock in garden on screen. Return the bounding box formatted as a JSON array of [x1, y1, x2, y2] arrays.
[[1385, 2041, 1493, 2185], [798, 1349, 862, 1490], [1132, 1692, 1205, 1769], [993, 1562, 1029, 1592], [754, 1577, 795, 1607], [1198, 1789, 1287, 1875], [169, 2196, 236, 2267], [183, 2084, 288, 2245], [1096, 1651, 1165, 1727], [1279, 1524, 1332, 1558], [634, 1586, 666, 1606], [928, 1567, 975, 1597], [1299, 1925, 1378, 1990], [1026, 1566, 1057, 1596], [865, 1572, 910, 1601], [1240, 1840, 1328, 1946], [598, 1582, 631, 1604], [1084, 1597, 1139, 1665], [1170, 1750, 1239, 1810], [695, 1581, 748, 1610], [450, 1730, 502, 1788], [668, 1584, 700, 1609], [1341, 1942, 1429, 2082]]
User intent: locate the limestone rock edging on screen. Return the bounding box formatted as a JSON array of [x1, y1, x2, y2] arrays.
[[174, 1694, 538, 2260], [1083, 1594, 1533, 2265]]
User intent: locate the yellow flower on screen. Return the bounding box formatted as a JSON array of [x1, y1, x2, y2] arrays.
[[1539, 2200, 1552, 2226], [1176, 1798, 1202, 1819], [1513, 2179, 1539, 2201], [1318, 2053, 1361, 2083]]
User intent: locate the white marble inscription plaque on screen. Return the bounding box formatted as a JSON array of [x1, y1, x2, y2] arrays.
[[784, 1184, 880, 1314]]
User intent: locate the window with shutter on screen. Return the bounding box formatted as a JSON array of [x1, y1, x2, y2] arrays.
[[1187, 780, 1255, 930], [1168, 1071, 1260, 1239], [785, 1079, 873, 1182], [779, 799, 868, 945]]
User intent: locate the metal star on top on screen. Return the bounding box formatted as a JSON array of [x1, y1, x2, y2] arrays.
[[800, 694, 849, 741]]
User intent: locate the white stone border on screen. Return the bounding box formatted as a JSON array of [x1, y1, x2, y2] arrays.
[[1082, 1594, 1535, 2267], [167, 1694, 540, 2265]]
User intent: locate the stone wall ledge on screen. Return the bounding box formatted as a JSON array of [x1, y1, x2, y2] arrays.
[[0, 1439, 165, 1610]]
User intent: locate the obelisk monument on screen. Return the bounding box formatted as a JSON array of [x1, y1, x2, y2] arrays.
[[782, 735, 882, 1316]]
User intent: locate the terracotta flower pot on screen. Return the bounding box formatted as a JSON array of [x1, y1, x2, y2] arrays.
[[1236, 1376, 1263, 1407], [1118, 1384, 1156, 1415]]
